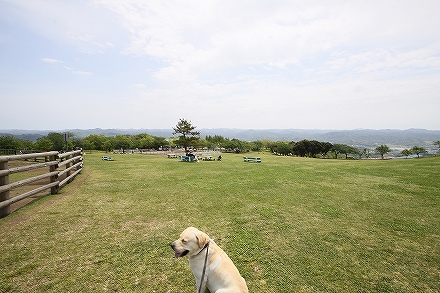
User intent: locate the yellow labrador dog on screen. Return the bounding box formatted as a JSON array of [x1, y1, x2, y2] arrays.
[[171, 227, 248, 293]]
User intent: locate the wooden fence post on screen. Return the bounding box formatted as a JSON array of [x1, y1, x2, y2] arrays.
[[66, 153, 72, 183], [50, 154, 59, 195], [0, 161, 10, 217]]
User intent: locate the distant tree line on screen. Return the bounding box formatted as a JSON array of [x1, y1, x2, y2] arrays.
[[82, 134, 168, 152], [1, 133, 438, 159], [268, 140, 374, 159], [0, 132, 168, 153], [0, 132, 73, 153]]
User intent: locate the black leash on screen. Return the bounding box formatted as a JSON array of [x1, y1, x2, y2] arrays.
[[197, 242, 210, 293]]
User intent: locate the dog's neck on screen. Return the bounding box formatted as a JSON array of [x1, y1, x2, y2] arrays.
[[193, 240, 211, 257]]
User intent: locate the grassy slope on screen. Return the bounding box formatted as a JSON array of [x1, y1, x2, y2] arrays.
[[0, 152, 439, 292]]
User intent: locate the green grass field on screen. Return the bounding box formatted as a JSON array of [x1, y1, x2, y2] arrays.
[[1, 152, 439, 292]]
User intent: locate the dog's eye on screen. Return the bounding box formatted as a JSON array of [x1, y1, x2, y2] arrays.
[[182, 239, 188, 243]]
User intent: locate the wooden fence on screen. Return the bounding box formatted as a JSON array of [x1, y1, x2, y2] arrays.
[[0, 150, 83, 218]]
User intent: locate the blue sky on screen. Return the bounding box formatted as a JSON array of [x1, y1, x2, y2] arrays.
[[1, 0, 439, 130]]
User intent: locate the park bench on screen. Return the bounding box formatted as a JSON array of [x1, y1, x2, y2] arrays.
[[243, 156, 261, 163], [102, 156, 114, 161]]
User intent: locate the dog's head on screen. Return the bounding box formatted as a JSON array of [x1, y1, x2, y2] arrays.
[[171, 227, 210, 258]]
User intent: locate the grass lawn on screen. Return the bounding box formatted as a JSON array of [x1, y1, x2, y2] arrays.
[[0, 152, 439, 292]]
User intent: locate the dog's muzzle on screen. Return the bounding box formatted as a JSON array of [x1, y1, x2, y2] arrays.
[[171, 243, 189, 258]]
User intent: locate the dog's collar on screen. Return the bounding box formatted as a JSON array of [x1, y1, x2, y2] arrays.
[[195, 240, 210, 256]]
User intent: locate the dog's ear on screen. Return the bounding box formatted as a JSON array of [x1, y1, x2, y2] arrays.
[[195, 231, 210, 249]]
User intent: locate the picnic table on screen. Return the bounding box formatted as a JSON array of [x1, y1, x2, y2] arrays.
[[243, 156, 261, 163], [180, 155, 198, 162]]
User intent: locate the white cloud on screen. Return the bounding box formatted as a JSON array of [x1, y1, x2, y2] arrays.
[[71, 70, 93, 76], [2, 0, 440, 130], [13, 1, 440, 82], [131, 83, 147, 88], [41, 58, 64, 64], [62, 66, 91, 76], [3, 0, 124, 54], [40, 58, 91, 75], [95, 0, 440, 90], [37, 60, 92, 77], [328, 43, 440, 75]]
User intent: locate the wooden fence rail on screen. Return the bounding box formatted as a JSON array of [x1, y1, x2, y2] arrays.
[[0, 150, 83, 218]]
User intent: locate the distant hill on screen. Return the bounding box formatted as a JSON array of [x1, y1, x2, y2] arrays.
[[1, 128, 440, 151], [0, 133, 44, 141]]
